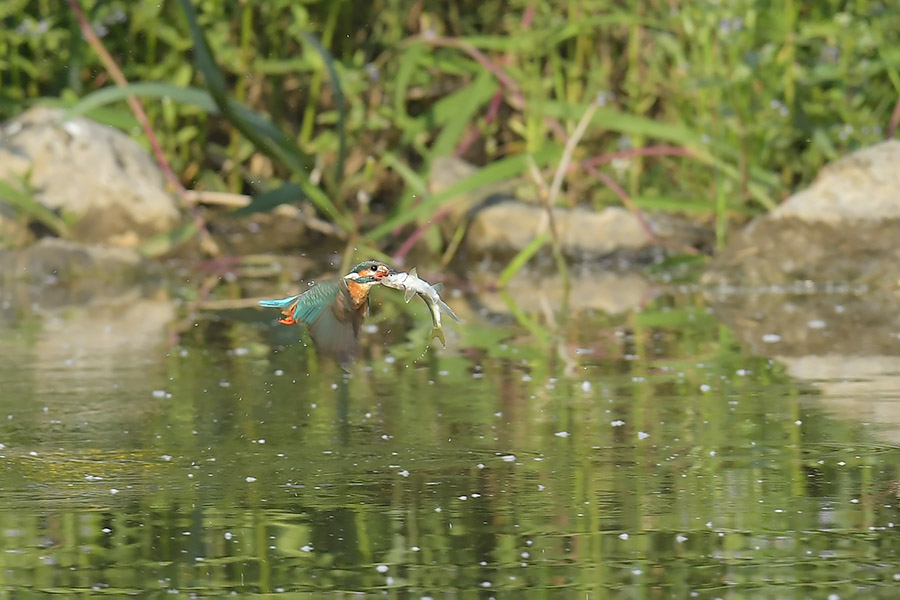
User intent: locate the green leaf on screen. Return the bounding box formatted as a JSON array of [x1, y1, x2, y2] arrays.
[[394, 44, 424, 124], [64, 82, 216, 117], [230, 182, 304, 217], [498, 233, 549, 288], [365, 145, 562, 242], [299, 31, 347, 184], [544, 103, 707, 148], [65, 82, 290, 150], [631, 194, 755, 216], [0, 179, 68, 236], [429, 70, 497, 159], [178, 0, 352, 230], [381, 152, 428, 196], [139, 221, 198, 258]]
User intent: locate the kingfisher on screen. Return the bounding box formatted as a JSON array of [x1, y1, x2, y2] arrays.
[[258, 260, 396, 368]]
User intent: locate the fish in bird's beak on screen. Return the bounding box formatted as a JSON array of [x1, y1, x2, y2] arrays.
[[371, 263, 397, 280]]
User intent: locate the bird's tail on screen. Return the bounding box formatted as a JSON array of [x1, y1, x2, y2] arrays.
[[258, 295, 301, 325]]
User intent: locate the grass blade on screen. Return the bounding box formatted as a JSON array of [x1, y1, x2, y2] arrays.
[[429, 71, 497, 159], [498, 233, 549, 287], [65, 82, 292, 155], [381, 152, 428, 196], [139, 221, 198, 257], [231, 182, 303, 217], [178, 0, 351, 230], [364, 144, 561, 242], [299, 31, 347, 183], [0, 179, 69, 237]]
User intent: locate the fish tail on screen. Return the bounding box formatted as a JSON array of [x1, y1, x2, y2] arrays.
[[438, 299, 461, 323], [258, 295, 301, 325], [430, 326, 446, 348]]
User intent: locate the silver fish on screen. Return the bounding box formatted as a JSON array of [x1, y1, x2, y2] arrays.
[[382, 267, 460, 346]]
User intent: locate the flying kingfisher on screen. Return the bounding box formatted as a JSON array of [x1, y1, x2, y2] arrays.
[[258, 260, 396, 368]]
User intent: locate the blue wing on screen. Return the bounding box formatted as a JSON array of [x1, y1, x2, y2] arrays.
[[259, 282, 339, 325], [259, 280, 363, 368]]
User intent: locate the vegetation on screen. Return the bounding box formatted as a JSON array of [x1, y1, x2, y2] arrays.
[[2, 0, 898, 261]]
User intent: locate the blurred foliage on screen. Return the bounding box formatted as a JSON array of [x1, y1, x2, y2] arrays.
[[1, 0, 898, 254]]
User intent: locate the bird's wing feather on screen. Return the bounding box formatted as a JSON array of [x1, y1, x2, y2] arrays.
[[258, 294, 301, 310], [290, 281, 340, 324], [307, 280, 362, 368]]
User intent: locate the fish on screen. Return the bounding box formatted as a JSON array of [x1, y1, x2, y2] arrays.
[[382, 267, 460, 347]]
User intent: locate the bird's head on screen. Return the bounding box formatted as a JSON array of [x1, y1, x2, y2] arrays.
[[344, 260, 396, 286]]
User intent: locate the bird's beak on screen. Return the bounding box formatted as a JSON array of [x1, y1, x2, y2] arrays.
[[375, 266, 398, 279]]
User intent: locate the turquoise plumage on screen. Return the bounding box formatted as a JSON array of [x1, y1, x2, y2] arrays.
[[258, 261, 394, 368]]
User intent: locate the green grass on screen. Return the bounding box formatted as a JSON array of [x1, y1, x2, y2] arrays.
[[2, 0, 897, 262]]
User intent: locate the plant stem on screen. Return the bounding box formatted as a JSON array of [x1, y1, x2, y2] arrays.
[[65, 0, 219, 255]]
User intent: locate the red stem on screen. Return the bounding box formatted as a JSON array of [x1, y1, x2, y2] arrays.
[[66, 0, 184, 197], [392, 207, 452, 262], [888, 95, 900, 139], [455, 90, 504, 157], [584, 164, 699, 256], [66, 0, 218, 254]]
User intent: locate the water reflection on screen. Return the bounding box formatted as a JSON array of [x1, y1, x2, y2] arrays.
[[710, 289, 900, 443], [0, 285, 899, 598]]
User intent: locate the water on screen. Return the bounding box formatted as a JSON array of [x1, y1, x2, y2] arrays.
[[1, 288, 900, 598]]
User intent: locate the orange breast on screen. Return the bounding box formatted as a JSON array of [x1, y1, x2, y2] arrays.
[[346, 280, 370, 310]]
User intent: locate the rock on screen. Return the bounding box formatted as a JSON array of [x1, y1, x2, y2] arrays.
[[429, 156, 711, 261], [0, 201, 33, 247], [466, 201, 648, 257], [0, 107, 181, 247], [769, 140, 900, 224], [0, 237, 155, 293], [704, 140, 900, 287]]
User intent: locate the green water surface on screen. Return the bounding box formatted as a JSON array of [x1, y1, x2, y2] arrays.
[[0, 291, 898, 599]]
